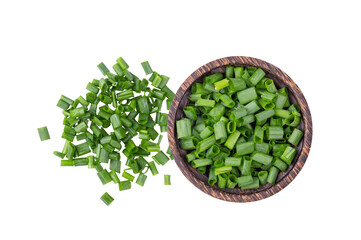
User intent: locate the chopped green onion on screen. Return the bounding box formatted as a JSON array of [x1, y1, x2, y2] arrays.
[[100, 192, 114, 206], [97, 169, 112, 185], [119, 180, 132, 191], [164, 175, 171, 185], [136, 173, 147, 186], [141, 61, 153, 75], [38, 126, 50, 141], [152, 151, 170, 165]]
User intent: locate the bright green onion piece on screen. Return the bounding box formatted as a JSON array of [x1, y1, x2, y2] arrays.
[[214, 120, 227, 141], [60, 95, 74, 105], [229, 78, 246, 93], [281, 146, 297, 165], [275, 94, 288, 109], [258, 171, 268, 185], [236, 142, 255, 156], [267, 166, 279, 184], [74, 122, 87, 133], [227, 174, 238, 188], [183, 106, 198, 120], [227, 121, 236, 133], [274, 108, 291, 119], [166, 99, 172, 110], [110, 171, 121, 183], [70, 107, 85, 118], [136, 173, 147, 187], [219, 94, 235, 108], [273, 158, 288, 171], [226, 66, 234, 78], [267, 126, 284, 140], [195, 99, 215, 108], [57, 100, 70, 110], [249, 68, 265, 86], [116, 57, 129, 70], [208, 103, 226, 121], [117, 89, 134, 101], [253, 125, 264, 144], [237, 87, 258, 104], [38, 126, 50, 141], [151, 88, 165, 100], [237, 175, 253, 187], [196, 135, 216, 153], [176, 118, 192, 139], [224, 157, 242, 166], [214, 79, 229, 90], [234, 67, 244, 78], [217, 174, 227, 189], [122, 171, 135, 182], [148, 161, 159, 175], [110, 114, 122, 129], [152, 151, 169, 165], [162, 86, 175, 99], [53, 151, 65, 159], [199, 126, 214, 139], [119, 180, 131, 191], [99, 148, 109, 163], [110, 159, 121, 173], [164, 175, 171, 185], [264, 79, 277, 93], [97, 169, 112, 185], [251, 152, 273, 165], [97, 62, 109, 75], [191, 159, 213, 168], [244, 100, 261, 114], [258, 98, 275, 110], [284, 113, 301, 127], [229, 108, 247, 121], [100, 192, 114, 206], [288, 128, 304, 146], [180, 137, 198, 150], [205, 73, 223, 84], [255, 143, 270, 154], [241, 177, 260, 190], [214, 166, 232, 176], [224, 130, 241, 150], [255, 109, 275, 122], [76, 142, 90, 156], [61, 160, 74, 166], [205, 145, 220, 159], [141, 61, 153, 75]]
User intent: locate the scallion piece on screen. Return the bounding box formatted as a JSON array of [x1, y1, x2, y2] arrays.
[[176, 118, 192, 139], [136, 173, 147, 187], [119, 180, 131, 191], [100, 192, 114, 206], [97, 169, 112, 185], [164, 175, 171, 185], [152, 151, 169, 165], [141, 61, 153, 75], [288, 128, 304, 146], [38, 126, 50, 141]]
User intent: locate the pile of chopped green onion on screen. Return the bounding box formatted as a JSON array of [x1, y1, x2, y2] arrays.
[[176, 66, 304, 190], [51, 57, 174, 205]]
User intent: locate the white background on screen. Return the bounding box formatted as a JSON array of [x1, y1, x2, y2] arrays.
[[0, 0, 360, 239]]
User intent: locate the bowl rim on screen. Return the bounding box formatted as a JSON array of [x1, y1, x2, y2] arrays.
[[167, 56, 313, 202]]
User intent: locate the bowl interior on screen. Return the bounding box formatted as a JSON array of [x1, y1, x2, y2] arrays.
[[170, 58, 308, 199]]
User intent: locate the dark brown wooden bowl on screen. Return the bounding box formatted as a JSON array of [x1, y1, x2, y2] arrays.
[[167, 56, 312, 202]]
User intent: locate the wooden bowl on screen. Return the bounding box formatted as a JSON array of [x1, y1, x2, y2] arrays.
[[167, 56, 312, 202]]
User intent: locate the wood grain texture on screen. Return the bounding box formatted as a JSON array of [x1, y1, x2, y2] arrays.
[[167, 56, 313, 202]]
